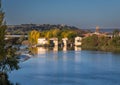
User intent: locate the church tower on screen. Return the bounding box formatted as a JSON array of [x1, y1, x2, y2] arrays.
[[95, 26, 99, 33]]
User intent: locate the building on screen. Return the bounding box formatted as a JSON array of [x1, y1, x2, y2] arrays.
[[94, 26, 100, 35], [37, 38, 48, 45], [37, 38, 58, 46], [62, 38, 68, 46], [75, 37, 82, 46], [49, 38, 58, 46], [84, 26, 107, 37]]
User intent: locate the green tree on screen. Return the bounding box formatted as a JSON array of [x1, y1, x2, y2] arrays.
[[109, 29, 120, 48], [82, 34, 98, 50], [109, 37, 120, 47], [98, 36, 109, 47], [113, 29, 119, 38], [0, 1, 19, 84], [0, 0, 6, 61], [17, 35, 25, 44]]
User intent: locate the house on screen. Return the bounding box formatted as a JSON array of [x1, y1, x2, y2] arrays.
[[62, 38, 68, 46], [49, 38, 58, 46], [75, 37, 82, 46], [37, 38, 48, 45]]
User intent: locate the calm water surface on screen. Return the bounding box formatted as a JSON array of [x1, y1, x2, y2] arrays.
[[9, 48, 120, 85]]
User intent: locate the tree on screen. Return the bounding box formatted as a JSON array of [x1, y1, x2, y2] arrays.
[[82, 34, 98, 50], [17, 35, 25, 44], [0, 0, 7, 61], [113, 29, 119, 38], [0, 1, 19, 84], [109, 29, 120, 48], [52, 29, 60, 37], [45, 31, 51, 38], [28, 30, 40, 45]]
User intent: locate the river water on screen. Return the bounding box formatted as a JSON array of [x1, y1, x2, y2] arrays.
[[9, 47, 120, 85]]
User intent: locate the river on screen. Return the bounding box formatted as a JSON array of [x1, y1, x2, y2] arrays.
[[9, 47, 120, 85]]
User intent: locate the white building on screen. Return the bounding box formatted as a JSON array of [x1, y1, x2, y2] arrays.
[[49, 38, 58, 46], [62, 38, 68, 46], [75, 37, 82, 46], [38, 38, 48, 45]]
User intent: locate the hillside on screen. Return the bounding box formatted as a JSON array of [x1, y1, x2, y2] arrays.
[[7, 24, 85, 35]]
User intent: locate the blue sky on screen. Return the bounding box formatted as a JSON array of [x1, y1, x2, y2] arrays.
[[2, 0, 120, 29]]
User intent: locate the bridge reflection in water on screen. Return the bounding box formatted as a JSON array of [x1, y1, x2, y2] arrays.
[[30, 46, 81, 55]]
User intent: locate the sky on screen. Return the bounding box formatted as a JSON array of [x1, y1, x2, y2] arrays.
[[2, 0, 120, 29]]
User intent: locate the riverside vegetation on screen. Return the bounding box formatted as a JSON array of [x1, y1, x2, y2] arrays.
[[28, 29, 81, 45], [82, 29, 120, 52], [28, 27, 120, 53]]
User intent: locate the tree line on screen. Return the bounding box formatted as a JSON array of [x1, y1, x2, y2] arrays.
[[28, 29, 79, 45]]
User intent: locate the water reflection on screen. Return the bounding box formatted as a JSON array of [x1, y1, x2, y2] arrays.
[[29, 46, 82, 61], [75, 50, 81, 62], [37, 47, 48, 54], [53, 46, 58, 52], [30, 46, 82, 55], [74, 46, 81, 51], [63, 46, 67, 52]]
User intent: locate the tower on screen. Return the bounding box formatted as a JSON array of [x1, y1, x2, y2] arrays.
[[95, 26, 99, 33]]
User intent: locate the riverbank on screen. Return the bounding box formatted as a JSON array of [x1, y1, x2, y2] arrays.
[[82, 46, 120, 53], [82, 31, 120, 53]]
